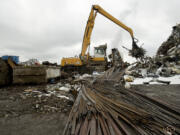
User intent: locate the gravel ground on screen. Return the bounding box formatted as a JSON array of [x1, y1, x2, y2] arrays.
[[0, 84, 179, 135]]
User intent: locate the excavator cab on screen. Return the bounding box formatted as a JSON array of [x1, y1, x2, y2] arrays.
[[86, 44, 107, 72], [94, 44, 107, 58]]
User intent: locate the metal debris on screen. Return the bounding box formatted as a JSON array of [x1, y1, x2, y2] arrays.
[[157, 24, 180, 56], [122, 40, 146, 60], [63, 78, 180, 135], [130, 40, 146, 59]]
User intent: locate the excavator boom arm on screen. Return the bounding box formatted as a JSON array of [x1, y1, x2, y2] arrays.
[[81, 5, 135, 57]]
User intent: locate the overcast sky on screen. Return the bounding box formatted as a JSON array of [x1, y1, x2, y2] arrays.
[[0, 0, 179, 63]]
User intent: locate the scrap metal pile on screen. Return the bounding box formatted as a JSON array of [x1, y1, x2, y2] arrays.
[[155, 23, 180, 76], [157, 24, 180, 57], [123, 24, 180, 79]]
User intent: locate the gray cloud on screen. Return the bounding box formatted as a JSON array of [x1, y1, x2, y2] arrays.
[[0, 0, 180, 63]]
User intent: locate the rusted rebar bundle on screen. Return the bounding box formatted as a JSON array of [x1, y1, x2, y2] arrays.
[[63, 67, 180, 135]]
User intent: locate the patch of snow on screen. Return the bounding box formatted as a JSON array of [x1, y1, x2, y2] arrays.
[[159, 75, 180, 84], [131, 75, 180, 84], [81, 74, 92, 78], [43, 93, 51, 97], [56, 94, 69, 99], [92, 71, 103, 76], [131, 77, 152, 84], [59, 87, 70, 92], [48, 91, 55, 95]]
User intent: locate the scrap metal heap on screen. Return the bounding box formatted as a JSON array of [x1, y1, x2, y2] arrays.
[[123, 23, 180, 78], [155, 23, 180, 74], [157, 24, 180, 56], [63, 66, 180, 135]]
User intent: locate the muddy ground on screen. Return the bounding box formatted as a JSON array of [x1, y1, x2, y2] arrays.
[[0, 84, 72, 135], [0, 84, 179, 135]]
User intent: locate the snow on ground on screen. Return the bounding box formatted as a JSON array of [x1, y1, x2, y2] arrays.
[[131, 75, 180, 84], [56, 94, 69, 99]]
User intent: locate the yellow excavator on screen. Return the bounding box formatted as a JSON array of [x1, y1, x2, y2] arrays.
[[61, 5, 140, 74]]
